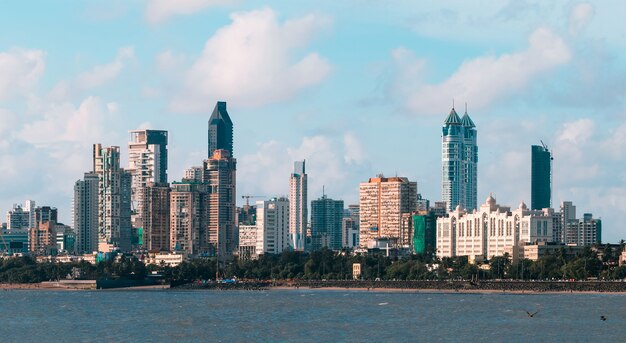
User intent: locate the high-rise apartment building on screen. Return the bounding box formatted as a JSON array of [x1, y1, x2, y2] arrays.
[[310, 195, 344, 251], [531, 143, 552, 210], [127, 129, 168, 232], [359, 176, 417, 248], [203, 149, 237, 260], [566, 213, 601, 246], [441, 106, 477, 212], [141, 183, 171, 251], [208, 101, 233, 157], [93, 143, 132, 252], [289, 160, 307, 251], [256, 198, 290, 255], [73, 172, 99, 253], [169, 181, 209, 255]]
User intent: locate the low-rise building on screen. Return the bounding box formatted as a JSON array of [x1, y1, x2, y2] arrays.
[[238, 224, 257, 260], [436, 195, 553, 261], [144, 251, 186, 267]]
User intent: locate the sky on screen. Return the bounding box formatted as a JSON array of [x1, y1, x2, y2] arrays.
[[1, 1, 625, 241]]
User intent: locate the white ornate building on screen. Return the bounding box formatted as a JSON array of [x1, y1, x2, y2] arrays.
[[436, 194, 553, 261]]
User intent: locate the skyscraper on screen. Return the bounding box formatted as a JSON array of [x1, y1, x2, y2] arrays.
[[93, 143, 132, 252], [170, 181, 209, 255], [310, 195, 344, 251], [441, 106, 478, 212], [73, 172, 99, 253], [531, 143, 552, 210], [359, 176, 417, 248], [208, 101, 233, 157], [141, 183, 171, 251], [289, 160, 307, 251], [127, 129, 169, 233], [203, 149, 237, 260]]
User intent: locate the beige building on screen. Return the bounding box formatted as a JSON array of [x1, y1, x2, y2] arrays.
[[203, 149, 237, 260], [359, 176, 417, 248], [169, 181, 209, 255], [238, 224, 258, 260], [436, 195, 553, 261], [141, 183, 171, 251], [144, 252, 186, 267]]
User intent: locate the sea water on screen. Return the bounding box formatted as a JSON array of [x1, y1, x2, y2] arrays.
[[0, 289, 623, 342]]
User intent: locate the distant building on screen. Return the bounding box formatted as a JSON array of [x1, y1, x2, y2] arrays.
[[256, 198, 289, 255], [531, 143, 552, 210], [400, 212, 437, 255], [0, 228, 29, 253], [203, 149, 237, 260], [29, 221, 57, 255], [436, 195, 553, 261], [208, 101, 233, 158], [359, 176, 417, 249], [144, 251, 186, 267], [6, 204, 30, 230], [310, 195, 343, 251], [238, 224, 258, 260], [141, 183, 171, 251], [289, 160, 307, 251], [183, 166, 203, 182], [127, 129, 168, 234], [74, 172, 99, 253], [566, 213, 601, 246], [441, 106, 477, 212], [342, 217, 359, 249], [93, 143, 132, 252], [169, 181, 209, 255]]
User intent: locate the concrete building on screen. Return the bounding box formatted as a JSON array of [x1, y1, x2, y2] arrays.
[[310, 195, 343, 251], [289, 160, 307, 251], [144, 251, 186, 267], [342, 217, 359, 249], [531, 143, 552, 210], [566, 213, 601, 246], [441, 106, 478, 212], [169, 181, 209, 255], [256, 198, 289, 255], [73, 172, 99, 253], [183, 166, 203, 182], [359, 176, 417, 249], [140, 183, 171, 251], [203, 149, 237, 260], [6, 204, 30, 230], [238, 224, 257, 260], [436, 195, 553, 261], [93, 144, 132, 252], [29, 221, 56, 255], [0, 228, 29, 253], [127, 129, 168, 234]]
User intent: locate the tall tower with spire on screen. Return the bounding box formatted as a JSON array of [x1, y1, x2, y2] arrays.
[[208, 101, 233, 158], [441, 105, 478, 212]]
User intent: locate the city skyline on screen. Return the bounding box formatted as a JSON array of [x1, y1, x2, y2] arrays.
[[0, 2, 625, 242]]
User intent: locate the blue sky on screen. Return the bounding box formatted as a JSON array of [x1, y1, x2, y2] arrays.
[[1, 1, 625, 241]]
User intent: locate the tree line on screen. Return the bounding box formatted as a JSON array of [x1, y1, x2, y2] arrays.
[[1, 244, 625, 284]]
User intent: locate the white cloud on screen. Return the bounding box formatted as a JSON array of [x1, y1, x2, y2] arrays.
[[569, 3, 594, 36], [156, 50, 186, 72], [238, 134, 367, 202], [394, 27, 570, 114], [0, 48, 45, 100], [18, 96, 118, 146], [170, 8, 331, 112], [75, 47, 134, 90], [343, 132, 365, 164], [145, 0, 234, 24]]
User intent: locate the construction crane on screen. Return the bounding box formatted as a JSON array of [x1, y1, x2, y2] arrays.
[[241, 195, 264, 208]]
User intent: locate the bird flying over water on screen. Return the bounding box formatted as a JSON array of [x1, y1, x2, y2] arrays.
[[525, 310, 539, 317]]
